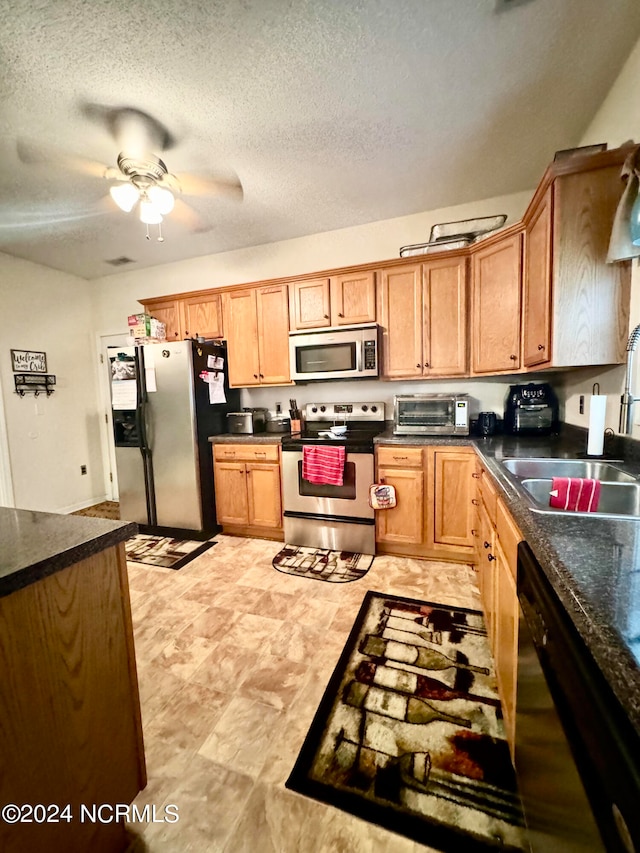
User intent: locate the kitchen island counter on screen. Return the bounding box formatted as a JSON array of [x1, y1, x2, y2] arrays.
[[375, 428, 640, 737]]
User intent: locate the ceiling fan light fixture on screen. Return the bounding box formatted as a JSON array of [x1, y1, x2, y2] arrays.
[[147, 185, 174, 214], [139, 199, 163, 225], [110, 182, 139, 212]]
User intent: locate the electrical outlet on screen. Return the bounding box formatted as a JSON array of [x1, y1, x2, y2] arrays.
[[579, 395, 584, 415], [80, 465, 87, 475]]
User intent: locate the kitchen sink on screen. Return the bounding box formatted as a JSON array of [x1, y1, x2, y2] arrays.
[[501, 458, 636, 483], [519, 478, 640, 518]]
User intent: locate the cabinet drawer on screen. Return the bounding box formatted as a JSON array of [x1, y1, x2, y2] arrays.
[[496, 498, 522, 581], [377, 446, 424, 468], [214, 443, 280, 462]]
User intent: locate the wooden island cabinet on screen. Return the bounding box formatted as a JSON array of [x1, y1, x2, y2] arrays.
[[0, 509, 145, 853]]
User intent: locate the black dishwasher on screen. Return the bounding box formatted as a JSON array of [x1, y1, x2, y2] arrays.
[[516, 541, 640, 852]]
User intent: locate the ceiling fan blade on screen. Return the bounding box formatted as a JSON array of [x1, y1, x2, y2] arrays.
[[171, 198, 212, 233], [17, 139, 110, 179], [79, 102, 175, 155], [165, 171, 243, 202]]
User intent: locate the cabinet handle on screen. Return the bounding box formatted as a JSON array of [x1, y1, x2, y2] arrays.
[[471, 528, 478, 536], [324, 314, 329, 319], [338, 312, 344, 317], [538, 344, 545, 351], [259, 374, 264, 378], [509, 354, 517, 360], [472, 472, 480, 479], [255, 452, 266, 458], [483, 541, 491, 549], [416, 363, 421, 368], [254, 374, 258, 379], [423, 362, 430, 368], [393, 455, 408, 461], [487, 553, 496, 562], [471, 498, 479, 506]]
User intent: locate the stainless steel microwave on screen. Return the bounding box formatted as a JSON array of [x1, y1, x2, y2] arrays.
[[394, 393, 470, 435], [289, 324, 379, 382]]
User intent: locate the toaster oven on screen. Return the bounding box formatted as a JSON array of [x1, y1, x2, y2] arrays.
[[394, 394, 470, 435]]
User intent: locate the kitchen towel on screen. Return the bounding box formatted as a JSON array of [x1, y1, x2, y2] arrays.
[[587, 394, 607, 456], [549, 477, 601, 512], [302, 444, 346, 486]]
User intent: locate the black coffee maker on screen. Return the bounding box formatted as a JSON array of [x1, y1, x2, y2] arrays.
[[504, 383, 559, 436]]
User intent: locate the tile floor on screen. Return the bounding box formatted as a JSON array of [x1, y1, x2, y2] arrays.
[[125, 535, 482, 853]]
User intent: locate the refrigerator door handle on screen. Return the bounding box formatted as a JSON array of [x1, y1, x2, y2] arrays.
[[135, 348, 157, 527]]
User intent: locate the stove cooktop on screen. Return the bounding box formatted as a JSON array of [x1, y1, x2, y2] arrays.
[[281, 401, 386, 453]]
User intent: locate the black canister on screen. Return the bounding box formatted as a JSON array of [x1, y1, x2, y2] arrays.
[[478, 411, 497, 436]]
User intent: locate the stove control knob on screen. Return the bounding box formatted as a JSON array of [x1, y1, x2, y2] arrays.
[[320, 405, 326, 412], [311, 406, 318, 413], [362, 405, 368, 412], [371, 405, 378, 412]]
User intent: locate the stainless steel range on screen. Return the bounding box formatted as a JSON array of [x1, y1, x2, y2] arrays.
[[281, 401, 386, 553]]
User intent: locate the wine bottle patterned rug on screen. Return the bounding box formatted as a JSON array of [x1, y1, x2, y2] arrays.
[[286, 591, 527, 852], [272, 544, 374, 583], [125, 534, 215, 570]]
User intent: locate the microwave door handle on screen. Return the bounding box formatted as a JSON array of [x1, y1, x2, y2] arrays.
[[357, 340, 363, 373]]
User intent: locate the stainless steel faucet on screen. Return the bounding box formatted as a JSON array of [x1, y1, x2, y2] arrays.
[[619, 324, 640, 434]]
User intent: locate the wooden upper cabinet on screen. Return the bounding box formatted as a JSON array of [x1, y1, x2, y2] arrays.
[[255, 284, 291, 385], [329, 271, 376, 325], [222, 285, 291, 387], [378, 258, 467, 379], [471, 232, 522, 374], [140, 298, 182, 340], [423, 256, 467, 376], [222, 289, 260, 386], [289, 278, 331, 329], [377, 264, 423, 378], [181, 293, 224, 340], [523, 190, 552, 367]]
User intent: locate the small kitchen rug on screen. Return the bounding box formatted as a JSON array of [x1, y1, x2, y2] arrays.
[[286, 591, 527, 852], [125, 534, 215, 570], [72, 501, 120, 520], [272, 545, 374, 583]]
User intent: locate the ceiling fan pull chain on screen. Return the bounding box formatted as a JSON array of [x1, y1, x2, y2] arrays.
[[145, 223, 150, 241], [157, 222, 164, 243]]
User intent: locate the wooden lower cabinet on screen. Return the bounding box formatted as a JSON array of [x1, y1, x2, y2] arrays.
[[213, 444, 283, 539], [375, 445, 475, 560], [494, 536, 519, 753]]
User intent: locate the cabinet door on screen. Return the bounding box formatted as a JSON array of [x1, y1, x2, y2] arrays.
[[289, 279, 331, 329], [377, 264, 423, 378], [330, 272, 376, 325], [430, 449, 475, 551], [471, 233, 522, 373], [247, 462, 282, 529], [375, 468, 424, 545], [223, 290, 260, 386], [523, 190, 552, 367], [214, 461, 249, 525], [423, 256, 468, 376], [494, 538, 519, 752], [256, 285, 291, 385], [141, 299, 182, 340], [181, 293, 224, 340]]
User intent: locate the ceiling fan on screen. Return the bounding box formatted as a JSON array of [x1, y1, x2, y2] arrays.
[[17, 104, 243, 241]]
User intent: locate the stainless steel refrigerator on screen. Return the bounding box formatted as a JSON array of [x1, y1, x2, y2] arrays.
[[107, 339, 240, 537]]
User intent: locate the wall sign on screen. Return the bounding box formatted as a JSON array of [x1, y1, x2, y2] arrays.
[[11, 350, 47, 373]]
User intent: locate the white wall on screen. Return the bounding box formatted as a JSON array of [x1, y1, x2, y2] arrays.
[[559, 35, 640, 435], [0, 253, 105, 511]]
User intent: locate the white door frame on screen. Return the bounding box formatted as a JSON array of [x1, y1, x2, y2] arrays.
[[0, 372, 14, 507], [96, 332, 129, 501]]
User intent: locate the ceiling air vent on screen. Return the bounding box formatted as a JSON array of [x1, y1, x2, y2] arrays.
[[105, 256, 135, 267], [495, 0, 537, 10]]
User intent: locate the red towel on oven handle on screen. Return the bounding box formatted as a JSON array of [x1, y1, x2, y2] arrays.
[[549, 477, 601, 512], [302, 444, 346, 486]]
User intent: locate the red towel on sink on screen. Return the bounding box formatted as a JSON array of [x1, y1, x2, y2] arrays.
[[549, 477, 601, 512], [302, 445, 346, 486]]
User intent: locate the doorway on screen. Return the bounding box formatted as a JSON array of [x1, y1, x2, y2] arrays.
[[97, 333, 129, 501]]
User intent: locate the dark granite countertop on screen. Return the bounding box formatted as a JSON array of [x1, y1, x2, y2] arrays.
[[0, 507, 136, 598], [208, 433, 286, 445], [375, 428, 640, 736]]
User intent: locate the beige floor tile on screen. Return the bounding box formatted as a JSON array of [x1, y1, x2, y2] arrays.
[[236, 652, 309, 711], [222, 611, 286, 652]]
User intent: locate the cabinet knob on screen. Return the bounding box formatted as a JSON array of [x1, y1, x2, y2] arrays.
[[253, 374, 258, 379], [471, 528, 478, 536], [424, 362, 430, 368], [487, 553, 496, 562], [338, 312, 344, 318], [471, 498, 479, 506], [416, 364, 421, 368], [259, 374, 264, 378], [483, 541, 491, 549], [324, 314, 329, 319], [472, 472, 480, 479], [538, 344, 545, 351], [509, 354, 517, 360]]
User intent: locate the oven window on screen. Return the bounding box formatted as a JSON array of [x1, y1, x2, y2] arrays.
[[296, 341, 356, 374], [298, 460, 357, 498], [398, 399, 454, 428]]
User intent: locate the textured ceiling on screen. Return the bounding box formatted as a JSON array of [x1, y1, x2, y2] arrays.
[[1, 0, 640, 280]]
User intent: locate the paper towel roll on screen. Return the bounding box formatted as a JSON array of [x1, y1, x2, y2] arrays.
[[587, 395, 607, 456]]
